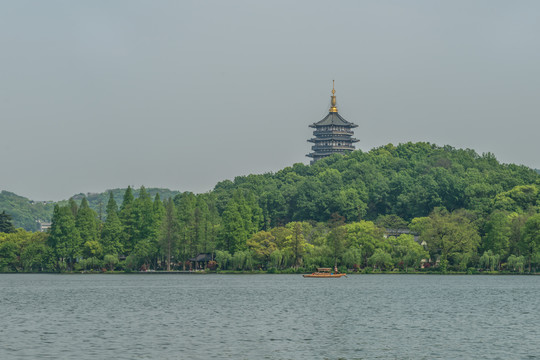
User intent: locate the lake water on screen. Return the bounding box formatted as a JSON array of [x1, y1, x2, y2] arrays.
[[1, 274, 539, 359]]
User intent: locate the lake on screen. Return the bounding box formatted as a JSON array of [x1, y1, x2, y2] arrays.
[[1, 274, 539, 359]]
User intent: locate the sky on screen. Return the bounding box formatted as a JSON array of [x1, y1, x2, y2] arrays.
[[1, 0, 539, 201]]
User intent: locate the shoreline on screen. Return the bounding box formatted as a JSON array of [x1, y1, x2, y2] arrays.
[[1, 270, 538, 275]]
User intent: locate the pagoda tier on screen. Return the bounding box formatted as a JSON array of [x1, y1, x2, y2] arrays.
[[307, 82, 359, 164]]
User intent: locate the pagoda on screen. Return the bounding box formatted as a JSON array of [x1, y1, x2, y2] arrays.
[[307, 81, 359, 163]]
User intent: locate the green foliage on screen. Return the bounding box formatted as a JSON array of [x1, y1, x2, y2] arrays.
[[119, 186, 136, 253], [368, 248, 393, 270], [0, 239, 18, 271], [48, 205, 82, 270], [343, 221, 385, 267], [0, 210, 16, 233], [483, 211, 511, 257], [479, 250, 500, 271], [100, 192, 123, 256], [247, 231, 277, 264], [215, 250, 232, 270], [520, 213, 540, 272], [507, 254, 525, 273], [103, 254, 119, 271], [416, 208, 481, 271], [0, 191, 55, 231], [5, 142, 540, 273], [76, 198, 99, 245], [218, 190, 262, 254], [159, 198, 180, 271], [387, 234, 428, 270]]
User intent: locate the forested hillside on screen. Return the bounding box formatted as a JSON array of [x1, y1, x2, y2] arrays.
[[1, 142, 540, 273], [212, 142, 538, 225], [0, 191, 55, 231], [0, 188, 180, 231]]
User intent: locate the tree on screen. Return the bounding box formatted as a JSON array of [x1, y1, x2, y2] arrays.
[[159, 198, 180, 271], [269, 249, 284, 269], [151, 194, 165, 242], [417, 209, 480, 272], [284, 222, 311, 269], [0, 211, 16, 233], [103, 254, 118, 271], [0, 238, 18, 271], [483, 211, 511, 260], [507, 254, 525, 273], [119, 186, 136, 253], [219, 190, 262, 254], [493, 185, 539, 213], [342, 247, 363, 270], [175, 192, 197, 269], [68, 198, 78, 218], [76, 197, 99, 246], [20, 234, 51, 272], [375, 214, 408, 230], [368, 248, 393, 270], [479, 250, 499, 271], [133, 186, 155, 245], [327, 225, 347, 268], [387, 234, 428, 271], [215, 250, 232, 270], [520, 213, 540, 272], [100, 192, 123, 256], [343, 220, 385, 267], [247, 231, 277, 265], [48, 205, 82, 271]]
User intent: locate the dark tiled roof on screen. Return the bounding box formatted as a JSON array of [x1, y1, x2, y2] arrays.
[[310, 112, 357, 127], [189, 253, 213, 262]]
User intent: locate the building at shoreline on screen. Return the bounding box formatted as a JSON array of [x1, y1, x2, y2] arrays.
[[307, 82, 359, 163]]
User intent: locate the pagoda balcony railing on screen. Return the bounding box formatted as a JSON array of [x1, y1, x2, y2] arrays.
[[311, 145, 356, 151], [313, 129, 354, 136], [308, 136, 357, 143]]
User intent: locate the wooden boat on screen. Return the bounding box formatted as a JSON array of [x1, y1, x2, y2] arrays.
[[303, 267, 346, 278]]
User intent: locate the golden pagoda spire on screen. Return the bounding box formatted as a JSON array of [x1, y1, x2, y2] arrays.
[[329, 80, 338, 113]]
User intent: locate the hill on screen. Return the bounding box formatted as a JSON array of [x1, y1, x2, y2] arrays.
[[2, 142, 539, 231], [2, 142, 540, 273], [211, 142, 539, 225], [0, 191, 55, 231], [0, 188, 180, 231]]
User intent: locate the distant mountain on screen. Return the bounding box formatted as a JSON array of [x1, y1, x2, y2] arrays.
[[0, 188, 181, 231], [536, 169, 540, 175], [0, 191, 55, 231]]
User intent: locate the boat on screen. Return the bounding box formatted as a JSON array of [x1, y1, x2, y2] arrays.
[[303, 267, 346, 278]]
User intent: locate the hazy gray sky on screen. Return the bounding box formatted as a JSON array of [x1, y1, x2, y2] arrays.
[[1, 1, 539, 200]]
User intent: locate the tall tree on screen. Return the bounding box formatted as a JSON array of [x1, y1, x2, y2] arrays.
[[119, 186, 136, 253], [48, 205, 82, 270], [175, 192, 197, 268], [100, 192, 123, 256], [326, 214, 347, 268], [151, 193, 165, 239], [0, 211, 16, 233], [133, 186, 154, 244], [76, 197, 99, 245], [68, 198, 78, 218], [483, 211, 511, 259], [520, 213, 540, 272], [284, 222, 311, 269], [159, 198, 180, 271], [417, 208, 480, 272]]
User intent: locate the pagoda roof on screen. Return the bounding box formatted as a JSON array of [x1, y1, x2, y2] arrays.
[[310, 112, 358, 128]]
